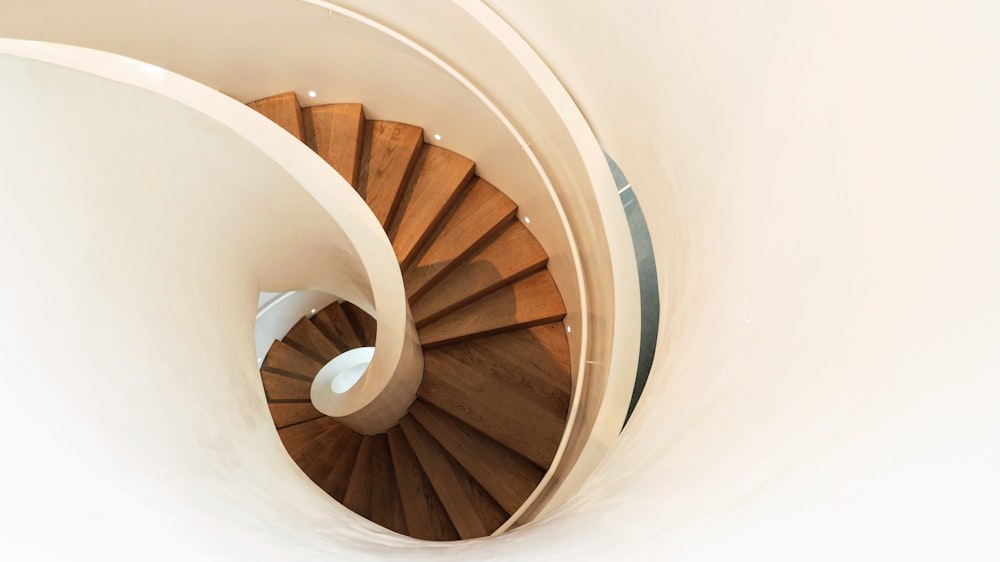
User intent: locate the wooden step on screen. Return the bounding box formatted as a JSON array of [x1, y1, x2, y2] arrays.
[[398, 416, 507, 539], [418, 344, 566, 468], [389, 146, 475, 269], [296, 423, 362, 501], [410, 221, 548, 327], [417, 269, 566, 348], [247, 92, 304, 141], [278, 416, 342, 458], [261, 340, 324, 381], [410, 400, 543, 515], [343, 435, 376, 519], [287, 422, 344, 468], [316, 429, 364, 503], [341, 302, 376, 347], [310, 302, 364, 351], [357, 121, 424, 229], [282, 317, 344, 364], [261, 371, 313, 401], [387, 426, 459, 541], [403, 178, 517, 302], [268, 402, 323, 429], [423, 323, 570, 417], [368, 434, 408, 535], [302, 103, 366, 186]]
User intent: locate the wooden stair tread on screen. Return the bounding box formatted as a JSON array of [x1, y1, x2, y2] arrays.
[[411, 221, 548, 327], [261, 340, 324, 381], [287, 423, 343, 469], [302, 103, 366, 186], [403, 178, 517, 303], [410, 400, 542, 514], [426, 323, 571, 415], [358, 121, 424, 229], [368, 434, 408, 535], [261, 371, 313, 401], [387, 427, 459, 541], [418, 269, 566, 348], [341, 302, 376, 347], [247, 92, 304, 141], [294, 422, 358, 492], [311, 302, 364, 350], [389, 146, 475, 269], [268, 402, 324, 429], [317, 429, 363, 503], [278, 416, 343, 458], [418, 347, 565, 468], [283, 317, 343, 364], [399, 416, 507, 539], [343, 435, 376, 519]]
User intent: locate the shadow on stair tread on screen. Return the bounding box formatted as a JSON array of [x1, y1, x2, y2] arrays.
[[402, 177, 518, 303], [417, 269, 567, 348], [409, 220, 549, 328], [388, 145, 476, 270]]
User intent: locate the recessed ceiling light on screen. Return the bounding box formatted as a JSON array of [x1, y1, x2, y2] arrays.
[[566, 325, 572, 333], [433, 134, 442, 141], [311, 308, 317, 314], [524, 216, 531, 224], [308, 90, 317, 98]]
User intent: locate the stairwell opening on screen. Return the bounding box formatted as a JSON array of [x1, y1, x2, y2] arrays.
[[604, 152, 659, 427]]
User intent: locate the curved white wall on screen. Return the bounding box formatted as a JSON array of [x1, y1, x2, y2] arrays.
[[481, 0, 1000, 559], [0, 52, 423, 559], [4, 0, 1000, 560]]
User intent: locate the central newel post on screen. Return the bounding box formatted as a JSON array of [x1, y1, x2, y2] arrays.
[[309, 302, 423, 435]]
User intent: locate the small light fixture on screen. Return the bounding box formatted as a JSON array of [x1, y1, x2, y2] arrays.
[[307, 90, 317, 98], [433, 134, 442, 141], [566, 326, 572, 333], [311, 308, 317, 314], [524, 216, 531, 224], [257, 357, 262, 363]]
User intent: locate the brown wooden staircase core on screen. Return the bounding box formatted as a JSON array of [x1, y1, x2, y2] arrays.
[[252, 92, 571, 540]]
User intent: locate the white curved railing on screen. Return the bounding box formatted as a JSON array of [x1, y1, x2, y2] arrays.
[[0, 39, 423, 435], [255, 291, 338, 363]]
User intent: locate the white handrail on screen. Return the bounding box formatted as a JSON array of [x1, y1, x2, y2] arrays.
[[0, 39, 422, 435]]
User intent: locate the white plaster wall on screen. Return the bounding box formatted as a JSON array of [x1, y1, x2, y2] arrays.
[[476, 0, 1000, 559], [3, 1, 1000, 560], [0, 55, 420, 560]]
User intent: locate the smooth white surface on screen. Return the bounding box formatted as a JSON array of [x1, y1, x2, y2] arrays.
[[481, 0, 1000, 559], [255, 290, 338, 361], [313, 347, 375, 398], [0, 53, 419, 560], [5, 1, 999, 560], [0, 37, 425, 436]]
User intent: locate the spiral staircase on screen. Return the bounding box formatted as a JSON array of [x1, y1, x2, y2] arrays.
[[250, 93, 572, 540]]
